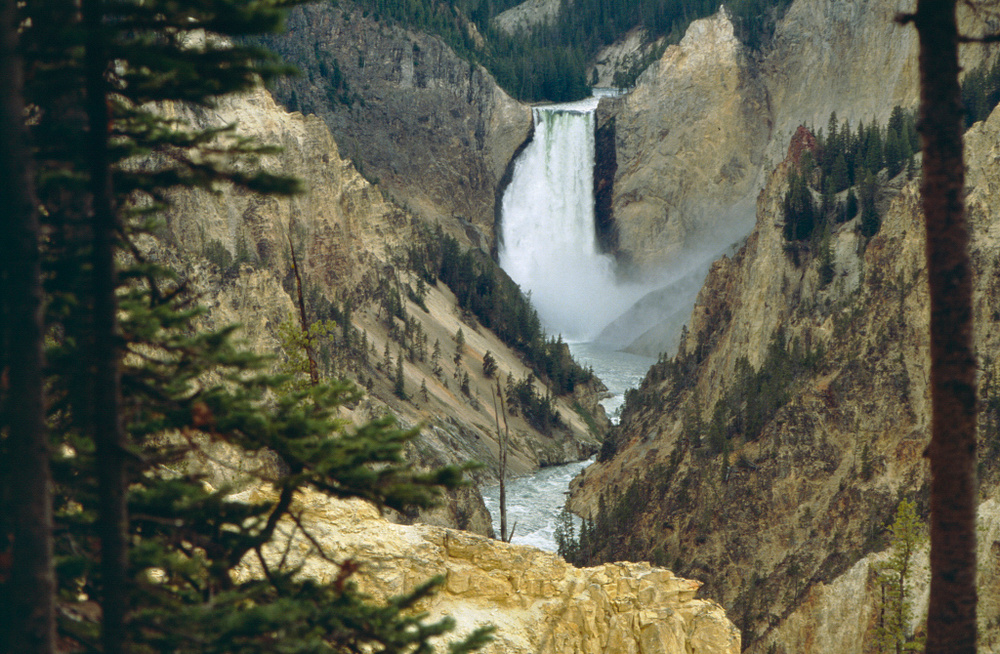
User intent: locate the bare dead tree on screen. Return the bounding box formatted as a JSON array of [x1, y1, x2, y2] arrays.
[[288, 235, 319, 386], [492, 382, 515, 543]]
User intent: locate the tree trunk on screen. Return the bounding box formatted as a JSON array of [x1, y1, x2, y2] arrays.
[[0, 1, 55, 652], [83, 2, 128, 652], [912, 1, 979, 652]]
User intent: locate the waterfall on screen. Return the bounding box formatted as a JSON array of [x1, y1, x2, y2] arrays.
[[498, 97, 650, 342]]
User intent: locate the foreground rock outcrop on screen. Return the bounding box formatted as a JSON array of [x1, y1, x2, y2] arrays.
[[241, 492, 741, 654]]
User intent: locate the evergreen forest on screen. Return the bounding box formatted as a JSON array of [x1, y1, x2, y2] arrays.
[[338, 0, 796, 102]]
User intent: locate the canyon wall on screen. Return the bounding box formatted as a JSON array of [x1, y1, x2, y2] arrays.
[[599, 0, 1000, 355], [570, 101, 1000, 651], [755, 497, 1000, 654], [260, 2, 532, 250], [599, 8, 770, 274], [493, 0, 563, 35], [603, 0, 935, 274]]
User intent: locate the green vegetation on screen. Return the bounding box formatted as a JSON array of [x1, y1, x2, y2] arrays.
[[1, 1, 489, 652], [482, 350, 498, 378], [613, 324, 822, 468], [872, 500, 926, 654], [341, 0, 796, 102], [784, 75, 1000, 250], [783, 107, 919, 248], [407, 225, 594, 396], [556, 469, 665, 565], [506, 373, 564, 434], [961, 57, 1000, 128]]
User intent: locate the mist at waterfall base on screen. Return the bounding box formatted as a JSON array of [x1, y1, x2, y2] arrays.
[[498, 97, 658, 343]]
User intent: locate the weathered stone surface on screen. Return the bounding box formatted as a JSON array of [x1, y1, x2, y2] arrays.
[[261, 2, 532, 250], [239, 492, 741, 654], [604, 0, 998, 331], [753, 497, 1000, 654], [589, 28, 658, 89], [759, 0, 921, 167], [596, 0, 938, 357]]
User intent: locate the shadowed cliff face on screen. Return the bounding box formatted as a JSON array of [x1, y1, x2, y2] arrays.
[[569, 104, 1000, 652], [260, 2, 531, 250]]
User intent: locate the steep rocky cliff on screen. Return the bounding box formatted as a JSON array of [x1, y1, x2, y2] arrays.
[[753, 495, 1000, 654], [597, 0, 999, 356], [147, 83, 603, 535], [598, 8, 770, 273], [259, 2, 531, 250], [569, 103, 1000, 651], [237, 491, 741, 654]]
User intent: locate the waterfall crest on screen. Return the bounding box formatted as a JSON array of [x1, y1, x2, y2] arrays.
[[499, 98, 651, 342]]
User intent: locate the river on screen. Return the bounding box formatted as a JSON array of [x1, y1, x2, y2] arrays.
[[488, 95, 659, 552], [480, 340, 652, 551]]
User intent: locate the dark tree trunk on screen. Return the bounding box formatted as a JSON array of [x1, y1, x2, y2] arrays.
[[83, 2, 128, 652], [0, 1, 55, 652], [912, 1, 979, 652]]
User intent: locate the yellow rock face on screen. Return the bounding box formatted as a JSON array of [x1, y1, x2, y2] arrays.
[[239, 493, 740, 654]]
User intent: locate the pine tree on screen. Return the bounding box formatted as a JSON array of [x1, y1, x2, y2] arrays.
[[859, 172, 881, 238], [454, 327, 465, 366], [554, 506, 577, 561], [1, 2, 492, 652], [0, 1, 54, 649], [783, 172, 817, 242], [873, 500, 925, 654], [505, 372, 518, 416], [395, 353, 407, 399], [432, 337, 443, 378], [905, 4, 980, 649], [384, 340, 393, 372], [483, 350, 498, 378]]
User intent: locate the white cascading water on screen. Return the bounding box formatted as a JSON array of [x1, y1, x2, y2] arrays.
[[499, 97, 651, 342], [490, 95, 658, 551]]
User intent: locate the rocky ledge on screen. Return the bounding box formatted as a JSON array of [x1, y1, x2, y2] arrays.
[[241, 492, 741, 654]]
